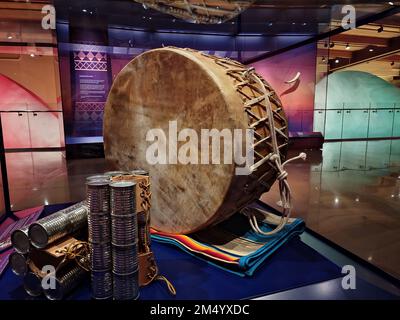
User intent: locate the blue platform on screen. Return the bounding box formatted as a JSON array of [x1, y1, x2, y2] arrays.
[[0, 203, 399, 300]]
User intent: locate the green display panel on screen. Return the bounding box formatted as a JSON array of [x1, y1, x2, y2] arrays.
[[342, 109, 369, 139], [393, 110, 400, 137], [366, 140, 391, 169], [340, 141, 367, 170], [313, 110, 325, 135], [389, 140, 400, 167], [322, 142, 341, 171], [368, 110, 394, 138], [324, 110, 343, 139], [315, 71, 400, 140]]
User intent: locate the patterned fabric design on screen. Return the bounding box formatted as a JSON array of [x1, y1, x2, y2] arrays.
[[73, 50, 108, 72], [75, 102, 104, 121]]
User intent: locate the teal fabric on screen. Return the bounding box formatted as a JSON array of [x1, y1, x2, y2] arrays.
[[152, 213, 305, 277]]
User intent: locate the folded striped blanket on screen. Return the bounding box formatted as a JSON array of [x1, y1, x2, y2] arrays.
[[151, 204, 305, 277]]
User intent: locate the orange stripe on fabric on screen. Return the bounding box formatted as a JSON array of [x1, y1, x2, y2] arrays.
[[151, 229, 239, 263]]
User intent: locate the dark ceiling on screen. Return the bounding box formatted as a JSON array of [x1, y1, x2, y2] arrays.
[[52, 0, 399, 63], [54, 0, 394, 36]]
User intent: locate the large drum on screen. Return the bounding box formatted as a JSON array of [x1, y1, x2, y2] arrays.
[[104, 47, 288, 234]]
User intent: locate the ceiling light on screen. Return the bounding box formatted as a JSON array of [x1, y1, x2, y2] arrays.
[[377, 25, 384, 33], [388, 2, 394, 5], [7, 35, 13, 40], [335, 59, 340, 63], [369, 48, 374, 52], [322, 56, 326, 62], [82, 9, 87, 13], [268, 22, 273, 27], [30, 53, 35, 57], [345, 43, 350, 50], [302, 22, 307, 26]]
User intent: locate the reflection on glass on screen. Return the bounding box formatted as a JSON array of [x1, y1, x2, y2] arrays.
[[368, 110, 394, 139], [321, 142, 341, 171], [0, 155, 5, 219], [366, 140, 391, 169], [342, 110, 369, 139], [275, 139, 400, 279], [325, 110, 343, 140], [314, 105, 400, 140], [5, 152, 68, 211], [340, 141, 367, 170]]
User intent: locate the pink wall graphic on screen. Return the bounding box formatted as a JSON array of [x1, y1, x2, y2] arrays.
[[251, 43, 317, 133], [0, 74, 65, 149]]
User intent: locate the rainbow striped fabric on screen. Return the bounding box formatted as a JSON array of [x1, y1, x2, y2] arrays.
[[151, 208, 305, 277]]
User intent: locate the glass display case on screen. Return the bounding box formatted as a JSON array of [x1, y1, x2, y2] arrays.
[[0, 0, 399, 286]]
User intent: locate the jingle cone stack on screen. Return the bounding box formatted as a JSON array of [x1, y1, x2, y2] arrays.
[[110, 181, 139, 300], [86, 176, 113, 300], [87, 173, 140, 300], [9, 203, 89, 299]]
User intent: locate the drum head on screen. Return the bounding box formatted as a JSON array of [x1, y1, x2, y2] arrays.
[[104, 47, 286, 234]]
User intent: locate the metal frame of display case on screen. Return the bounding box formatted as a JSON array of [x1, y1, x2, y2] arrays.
[[0, 114, 12, 219]]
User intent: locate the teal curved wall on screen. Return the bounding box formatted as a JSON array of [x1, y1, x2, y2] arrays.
[[314, 71, 400, 139]]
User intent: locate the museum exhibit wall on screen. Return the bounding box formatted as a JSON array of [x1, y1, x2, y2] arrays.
[[0, 15, 65, 150], [57, 19, 314, 144], [0, 3, 68, 216], [251, 43, 318, 133], [56, 20, 111, 144]]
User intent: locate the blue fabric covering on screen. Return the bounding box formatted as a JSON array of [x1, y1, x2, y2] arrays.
[[0, 203, 343, 300], [140, 239, 342, 300], [152, 213, 306, 276]]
